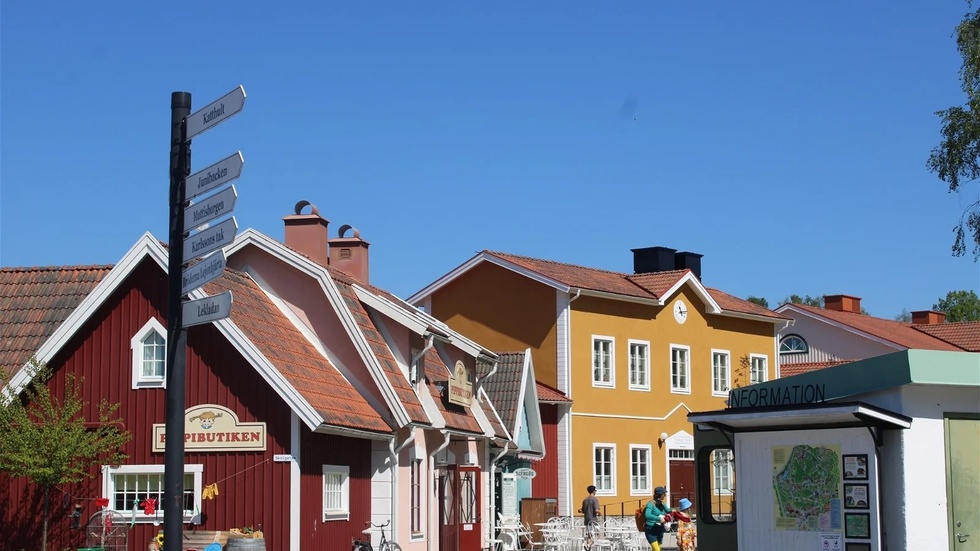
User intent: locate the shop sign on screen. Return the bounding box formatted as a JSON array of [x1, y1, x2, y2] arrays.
[[513, 467, 536, 480], [448, 360, 473, 407], [152, 404, 266, 452]]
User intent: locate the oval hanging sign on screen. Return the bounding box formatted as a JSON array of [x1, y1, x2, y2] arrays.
[[513, 468, 536, 480]]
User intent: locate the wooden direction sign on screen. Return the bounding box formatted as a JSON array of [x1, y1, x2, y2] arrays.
[[185, 185, 237, 232], [181, 250, 226, 296], [186, 151, 244, 200], [182, 291, 233, 327], [185, 85, 246, 140], [183, 217, 237, 263]]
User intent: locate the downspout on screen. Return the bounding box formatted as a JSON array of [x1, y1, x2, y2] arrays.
[[388, 429, 416, 547], [411, 334, 436, 386], [475, 359, 499, 391], [489, 439, 512, 545], [429, 430, 451, 551]]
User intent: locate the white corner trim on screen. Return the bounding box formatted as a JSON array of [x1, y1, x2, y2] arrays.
[[571, 401, 694, 422]]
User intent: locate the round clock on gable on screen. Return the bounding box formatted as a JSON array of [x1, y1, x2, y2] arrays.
[[673, 300, 688, 324]]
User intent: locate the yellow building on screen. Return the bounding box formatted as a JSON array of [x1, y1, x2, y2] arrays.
[[409, 246, 789, 517]]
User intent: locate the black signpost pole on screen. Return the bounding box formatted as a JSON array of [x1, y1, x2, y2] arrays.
[[165, 91, 191, 550]]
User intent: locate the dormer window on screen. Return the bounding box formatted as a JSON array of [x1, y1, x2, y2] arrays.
[[779, 334, 809, 355], [132, 318, 167, 389]]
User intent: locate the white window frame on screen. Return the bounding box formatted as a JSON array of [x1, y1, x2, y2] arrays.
[[750, 354, 768, 385], [628, 340, 650, 391], [131, 318, 167, 389], [592, 443, 616, 496], [592, 336, 615, 388], [711, 349, 731, 397], [102, 464, 202, 523], [629, 444, 652, 496], [670, 345, 691, 394], [409, 451, 425, 538], [712, 449, 734, 495], [322, 464, 350, 521]]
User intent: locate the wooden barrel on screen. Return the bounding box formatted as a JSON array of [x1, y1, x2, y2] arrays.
[[226, 538, 265, 551]]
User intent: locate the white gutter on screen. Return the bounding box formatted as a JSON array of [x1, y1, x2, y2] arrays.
[[475, 359, 499, 391], [411, 334, 435, 386], [431, 429, 451, 459]]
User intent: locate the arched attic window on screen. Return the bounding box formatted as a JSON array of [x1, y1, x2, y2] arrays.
[[779, 334, 809, 355]]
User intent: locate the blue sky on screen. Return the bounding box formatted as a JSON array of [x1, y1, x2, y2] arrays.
[[2, 1, 978, 318]]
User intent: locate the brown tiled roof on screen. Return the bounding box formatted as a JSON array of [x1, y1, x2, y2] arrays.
[[779, 360, 852, 377], [790, 304, 962, 351], [912, 322, 980, 352], [707, 288, 791, 320], [422, 348, 484, 434], [330, 272, 430, 425], [481, 351, 525, 432], [0, 265, 111, 378], [536, 381, 571, 403], [208, 270, 392, 433], [626, 270, 690, 299]]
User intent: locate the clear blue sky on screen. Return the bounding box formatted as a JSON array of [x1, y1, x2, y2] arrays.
[[2, 1, 978, 318]]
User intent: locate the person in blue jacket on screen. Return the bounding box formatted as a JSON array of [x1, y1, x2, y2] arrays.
[[643, 486, 676, 551]]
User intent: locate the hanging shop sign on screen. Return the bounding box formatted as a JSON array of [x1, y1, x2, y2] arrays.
[[153, 404, 266, 452], [448, 360, 473, 407], [513, 467, 537, 480]]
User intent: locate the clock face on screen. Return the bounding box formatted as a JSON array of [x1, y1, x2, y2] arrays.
[[673, 300, 688, 324]]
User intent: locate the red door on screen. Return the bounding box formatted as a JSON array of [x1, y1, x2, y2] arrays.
[[440, 467, 458, 551], [669, 460, 695, 507], [457, 466, 481, 551]]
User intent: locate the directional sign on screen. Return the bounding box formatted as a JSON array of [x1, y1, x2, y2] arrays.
[[185, 185, 237, 232], [181, 250, 227, 296], [183, 217, 237, 263], [185, 85, 246, 140], [186, 151, 244, 200], [182, 291, 233, 327]]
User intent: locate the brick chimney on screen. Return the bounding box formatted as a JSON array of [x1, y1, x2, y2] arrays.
[[328, 224, 370, 284], [824, 294, 862, 314], [631, 246, 677, 274], [283, 200, 329, 266], [911, 310, 946, 325]]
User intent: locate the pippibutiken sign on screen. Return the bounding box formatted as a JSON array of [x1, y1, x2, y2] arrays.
[[152, 404, 266, 452]]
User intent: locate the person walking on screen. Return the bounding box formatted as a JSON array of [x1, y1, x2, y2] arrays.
[[643, 486, 677, 551], [580, 485, 600, 550]]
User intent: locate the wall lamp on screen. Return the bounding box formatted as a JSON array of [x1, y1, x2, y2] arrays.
[[658, 432, 668, 448]]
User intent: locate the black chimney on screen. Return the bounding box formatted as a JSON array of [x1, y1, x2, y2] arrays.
[[631, 246, 676, 274], [675, 251, 703, 279]]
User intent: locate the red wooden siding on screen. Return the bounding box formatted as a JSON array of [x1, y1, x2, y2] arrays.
[[299, 431, 374, 549], [533, 404, 560, 499]]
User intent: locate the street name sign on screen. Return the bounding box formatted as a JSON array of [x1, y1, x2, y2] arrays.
[[186, 151, 244, 200], [181, 250, 227, 296], [185, 85, 246, 140], [182, 291, 233, 327], [183, 216, 237, 263], [185, 185, 237, 232]]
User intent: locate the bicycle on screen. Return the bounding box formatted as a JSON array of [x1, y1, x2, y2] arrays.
[[351, 519, 401, 551]]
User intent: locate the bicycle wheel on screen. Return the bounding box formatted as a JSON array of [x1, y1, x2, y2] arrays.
[[379, 542, 402, 551]]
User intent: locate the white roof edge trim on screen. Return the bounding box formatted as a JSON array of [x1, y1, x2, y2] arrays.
[[715, 310, 786, 325], [406, 252, 569, 305], [524, 348, 546, 455], [478, 387, 513, 442], [688, 403, 912, 430], [658, 272, 722, 313], [7, 233, 169, 394], [773, 305, 907, 350]]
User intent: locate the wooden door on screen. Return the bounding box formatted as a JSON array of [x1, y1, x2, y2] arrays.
[[440, 467, 458, 551], [457, 466, 481, 551], [669, 459, 696, 507]]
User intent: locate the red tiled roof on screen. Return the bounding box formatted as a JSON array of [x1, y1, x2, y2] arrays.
[[708, 287, 791, 319], [626, 270, 690, 299], [790, 304, 962, 351], [779, 360, 853, 377], [422, 348, 484, 434], [536, 381, 572, 403], [208, 270, 392, 433], [0, 265, 112, 378], [912, 322, 980, 352], [331, 273, 430, 425]]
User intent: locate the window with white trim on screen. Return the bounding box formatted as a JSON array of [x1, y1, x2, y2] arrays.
[[131, 318, 167, 389], [592, 336, 614, 387], [630, 445, 652, 495], [750, 355, 768, 384], [102, 464, 202, 523], [593, 444, 615, 495], [712, 449, 734, 494], [410, 458, 423, 534], [628, 340, 649, 390], [779, 334, 808, 354], [669, 449, 694, 459], [670, 345, 690, 394], [323, 464, 350, 521], [712, 350, 730, 396]]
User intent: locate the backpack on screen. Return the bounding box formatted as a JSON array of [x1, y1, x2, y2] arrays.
[[634, 507, 645, 531]]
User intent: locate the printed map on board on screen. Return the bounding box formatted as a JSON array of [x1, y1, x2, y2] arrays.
[[772, 444, 842, 531]]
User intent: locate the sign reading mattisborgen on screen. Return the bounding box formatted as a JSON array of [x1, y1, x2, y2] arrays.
[[152, 404, 266, 452]]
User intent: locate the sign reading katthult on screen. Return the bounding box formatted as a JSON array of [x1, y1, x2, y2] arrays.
[[152, 404, 266, 452], [185, 86, 246, 140]]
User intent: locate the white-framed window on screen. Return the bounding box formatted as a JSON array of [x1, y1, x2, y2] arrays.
[[669, 449, 694, 460], [593, 444, 616, 495], [630, 445, 652, 495], [131, 318, 167, 389], [628, 340, 650, 391], [592, 336, 614, 388], [712, 449, 734, 495], [670, 345, 691, 394], [750, 355, 768, 384], [711, 350, 730, 396], [410, 458, 423, 535], [779, 334, 808, 354], [102, 464, 202, 523], [323, 464, 350, 521]]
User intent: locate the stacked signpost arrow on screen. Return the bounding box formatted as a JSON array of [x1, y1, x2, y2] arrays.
[[164, 86, 246, 548]]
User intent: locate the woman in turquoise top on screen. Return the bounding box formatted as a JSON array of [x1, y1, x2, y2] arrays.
[[643, 487, 675, 551]]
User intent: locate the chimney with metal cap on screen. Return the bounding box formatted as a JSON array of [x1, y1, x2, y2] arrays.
[[283, 200, 329, 266], [328, 224, 370, 284]]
